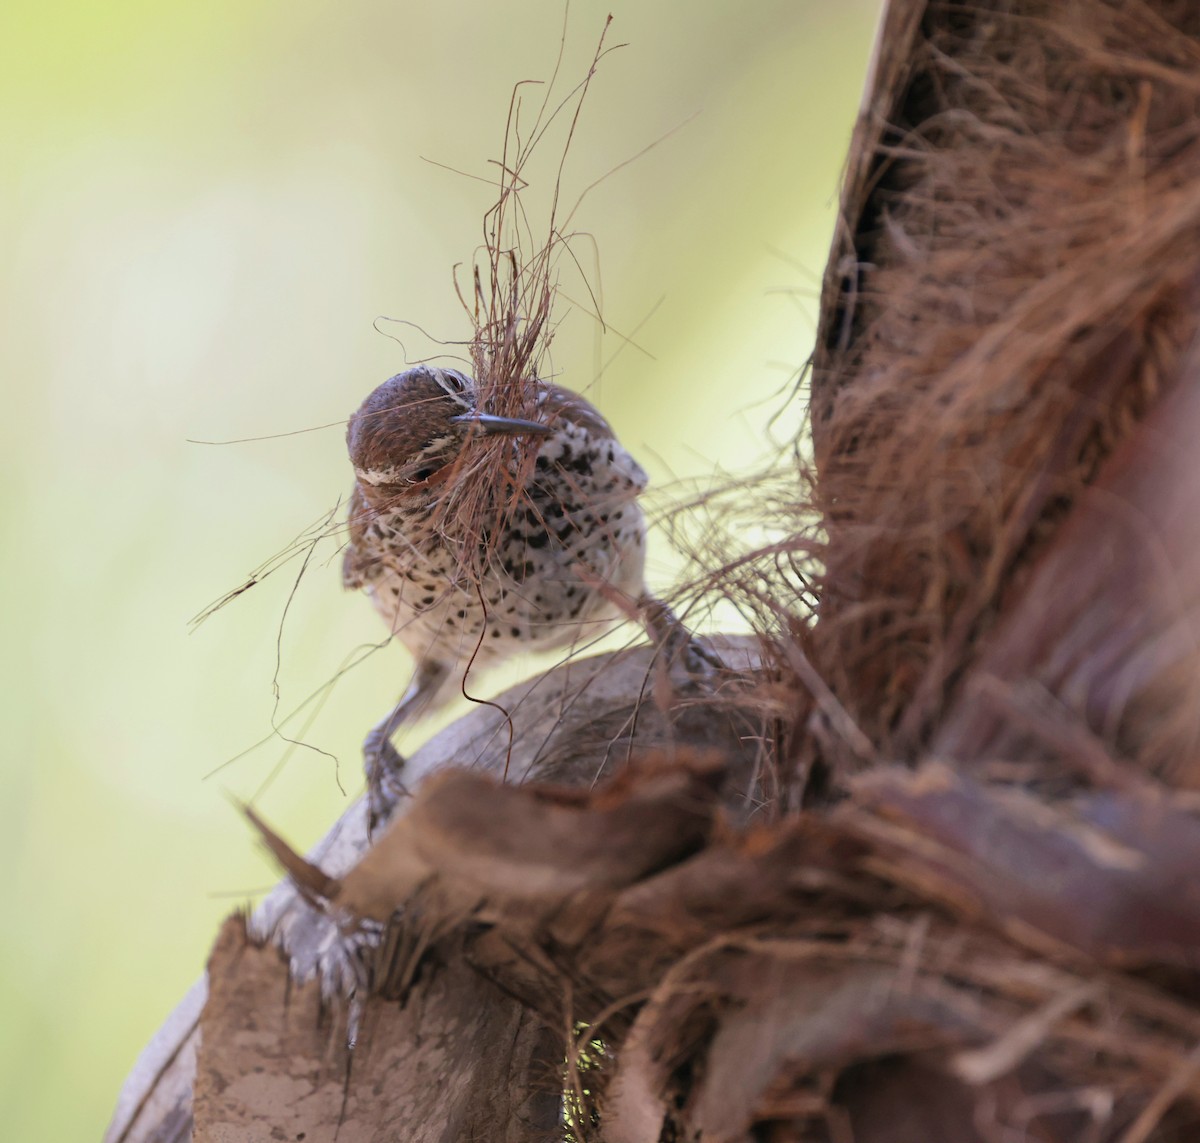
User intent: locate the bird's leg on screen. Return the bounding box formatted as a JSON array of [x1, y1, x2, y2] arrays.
[[637, 593, 724, 675], [363, 657, 450, 831]]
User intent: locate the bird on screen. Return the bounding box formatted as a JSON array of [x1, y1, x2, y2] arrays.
[[343, 363, 693, 825]]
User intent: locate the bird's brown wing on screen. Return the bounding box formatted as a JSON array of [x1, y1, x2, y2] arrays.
[[342, 484, 382, 590], [538, 383, 618, 440]]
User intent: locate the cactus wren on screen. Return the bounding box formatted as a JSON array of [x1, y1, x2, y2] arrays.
[[344, 364, 692, 823]]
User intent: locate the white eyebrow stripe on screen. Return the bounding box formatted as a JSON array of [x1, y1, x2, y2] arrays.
[[356, 466, 404, 485], [433, 369, 474, 407]]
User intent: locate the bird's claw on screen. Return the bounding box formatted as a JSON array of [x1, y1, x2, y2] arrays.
[[638, 593, 725, 681], [363, 730, 408, 833], [662, 628, 724, 683], [680, 635, 724, 678]]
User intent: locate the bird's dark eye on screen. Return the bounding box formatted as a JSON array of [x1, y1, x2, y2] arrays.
[[414, 466, 436, 482]]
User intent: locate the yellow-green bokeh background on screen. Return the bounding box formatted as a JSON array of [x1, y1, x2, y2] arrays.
[[1, 2, 879, 1136]]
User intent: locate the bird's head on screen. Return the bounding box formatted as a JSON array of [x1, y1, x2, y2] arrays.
[[346, 366, 549, 500]]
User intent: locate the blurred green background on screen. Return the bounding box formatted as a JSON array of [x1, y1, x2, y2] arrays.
[[0, 0, 878, 1136]]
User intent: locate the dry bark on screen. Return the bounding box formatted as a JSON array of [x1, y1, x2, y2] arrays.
[[106, 641, 768, 1143]]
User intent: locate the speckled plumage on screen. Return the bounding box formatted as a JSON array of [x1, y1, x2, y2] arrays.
[[344, 381, 648, 666], [343, 366, 651, 819]]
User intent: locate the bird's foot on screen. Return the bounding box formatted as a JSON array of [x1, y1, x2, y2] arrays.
[[363, 729, 409, 834], [638, 594, 725, 681], [361, 660, 451, 834], [679, 634, 725, 677]]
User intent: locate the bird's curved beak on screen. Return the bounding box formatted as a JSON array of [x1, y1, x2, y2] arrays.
[[451, 412, 552, 437]]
